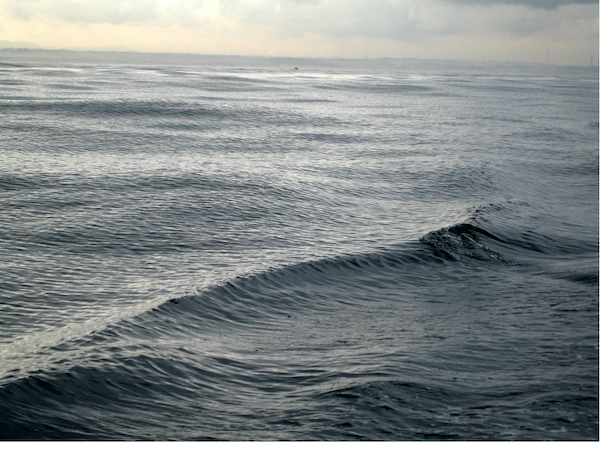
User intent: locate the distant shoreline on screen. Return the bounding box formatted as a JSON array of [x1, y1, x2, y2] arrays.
[[0, 47, 596, 72]]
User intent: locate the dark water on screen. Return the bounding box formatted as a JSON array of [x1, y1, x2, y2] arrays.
[[0, 57, 597, 440]]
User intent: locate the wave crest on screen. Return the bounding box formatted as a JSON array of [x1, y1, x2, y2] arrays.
[[419, 223, 508, 262]]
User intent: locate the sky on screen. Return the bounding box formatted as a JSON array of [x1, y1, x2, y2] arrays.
[[0, 0, 597, 65]]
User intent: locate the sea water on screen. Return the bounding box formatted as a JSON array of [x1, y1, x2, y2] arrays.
[[0, 54, 597, 440]]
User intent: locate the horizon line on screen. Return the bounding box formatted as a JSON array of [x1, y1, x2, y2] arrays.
[[0, 46, 596, 69]]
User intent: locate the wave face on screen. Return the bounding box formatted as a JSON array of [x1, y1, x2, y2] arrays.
[[0, 59, 597, 440]]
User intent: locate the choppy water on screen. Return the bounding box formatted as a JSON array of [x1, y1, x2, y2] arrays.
[[0, 56, 597, 440]]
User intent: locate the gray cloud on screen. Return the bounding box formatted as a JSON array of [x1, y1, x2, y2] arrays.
[[220, 0, 597, 41], [220, 1, 436, 40], [448, 0, 597, 8], [0, 0, 596, 41]]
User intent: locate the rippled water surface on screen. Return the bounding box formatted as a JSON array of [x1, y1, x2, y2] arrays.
[[0, 56, 597, 440]]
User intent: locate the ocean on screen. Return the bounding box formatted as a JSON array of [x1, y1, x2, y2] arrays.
[[0, 52, 597, 440]]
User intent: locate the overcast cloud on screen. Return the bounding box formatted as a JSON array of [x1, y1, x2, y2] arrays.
[[451, 0, 596, 7], [0, 0, 596, 65], [0, 0, 595, 28]]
